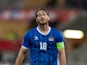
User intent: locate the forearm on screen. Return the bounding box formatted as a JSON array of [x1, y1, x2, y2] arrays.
[[15, 53, 24, 65], [15, 48, 26, 65], [59, 49, 66, 65]]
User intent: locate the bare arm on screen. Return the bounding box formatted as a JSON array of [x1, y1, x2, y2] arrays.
[[15, 47, 27, 65], [58, 48, 66, 65]]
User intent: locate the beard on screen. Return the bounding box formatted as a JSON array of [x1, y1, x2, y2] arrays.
[[39, 22, 48, 26], [38, 21, 49, 27], [40, 19, 48, 24]]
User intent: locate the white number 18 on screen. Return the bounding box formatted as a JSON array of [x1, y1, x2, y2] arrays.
[[40, 42, 47, 50]]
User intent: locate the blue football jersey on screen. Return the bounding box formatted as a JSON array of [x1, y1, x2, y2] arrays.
[[22, 27, 64, 65]]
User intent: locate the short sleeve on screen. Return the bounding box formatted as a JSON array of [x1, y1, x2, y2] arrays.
[[56, 31, 65, 49], [56, 31, 64, 42], [22, 32, 31, 49]]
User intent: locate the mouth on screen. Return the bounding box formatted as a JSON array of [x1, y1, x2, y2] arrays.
[[41, 18, 45, 22]]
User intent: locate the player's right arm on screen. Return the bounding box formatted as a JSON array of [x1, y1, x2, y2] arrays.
[[15, 47, 27, 65], [15, 32, 30, 65]]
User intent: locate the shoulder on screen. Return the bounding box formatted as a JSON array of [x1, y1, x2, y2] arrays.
[[51, 27, 60, 33], [51, 27, 63, 37], [51, 28, 64, 41], [28, 27, 36, 33]]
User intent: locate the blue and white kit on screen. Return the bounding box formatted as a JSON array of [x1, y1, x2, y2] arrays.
[[22, 26, 64, 65]]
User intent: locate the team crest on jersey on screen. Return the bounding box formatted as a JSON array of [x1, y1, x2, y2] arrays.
[[48, 37, 54, 41], [34, 36, 38, 40]]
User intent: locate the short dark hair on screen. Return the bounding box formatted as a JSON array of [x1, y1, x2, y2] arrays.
[[35, 8, 49, 17]]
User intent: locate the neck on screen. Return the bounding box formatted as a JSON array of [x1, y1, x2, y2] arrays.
[[38, 24, 49, 32]]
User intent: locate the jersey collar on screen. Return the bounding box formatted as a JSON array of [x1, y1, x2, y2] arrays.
[[36, 26, 51, 35]]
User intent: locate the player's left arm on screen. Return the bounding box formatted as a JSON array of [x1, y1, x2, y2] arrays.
[[56, 42, 66, 65]]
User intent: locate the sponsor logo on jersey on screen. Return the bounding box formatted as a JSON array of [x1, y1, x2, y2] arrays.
[[34, 36, 38, 40], [48, 37, 54, 41]]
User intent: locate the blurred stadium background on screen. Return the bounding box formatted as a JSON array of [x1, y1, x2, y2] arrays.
[[0, 0, 87, 65]]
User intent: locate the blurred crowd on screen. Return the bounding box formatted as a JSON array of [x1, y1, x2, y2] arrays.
[[0, 0, 87, 9]]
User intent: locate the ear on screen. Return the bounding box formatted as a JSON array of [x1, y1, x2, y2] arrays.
[[36, 18, 38, 22], [47, 16, 50, 21]]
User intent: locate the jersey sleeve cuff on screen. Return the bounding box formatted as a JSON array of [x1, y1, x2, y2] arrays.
[[21, 45, 28, 49]]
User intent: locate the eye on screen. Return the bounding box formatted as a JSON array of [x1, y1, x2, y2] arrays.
[[42, 13, 47, 16], [37, 14, 41, 17]]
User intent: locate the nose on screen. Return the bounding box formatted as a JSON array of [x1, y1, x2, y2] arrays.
[[40, 16, 44, 20], [41, 15, 44, 18], [41, 16, 44, 19]]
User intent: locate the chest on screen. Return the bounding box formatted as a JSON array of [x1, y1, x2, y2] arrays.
[[30, 34, 57, 46], [29, 30, 58, 50]]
